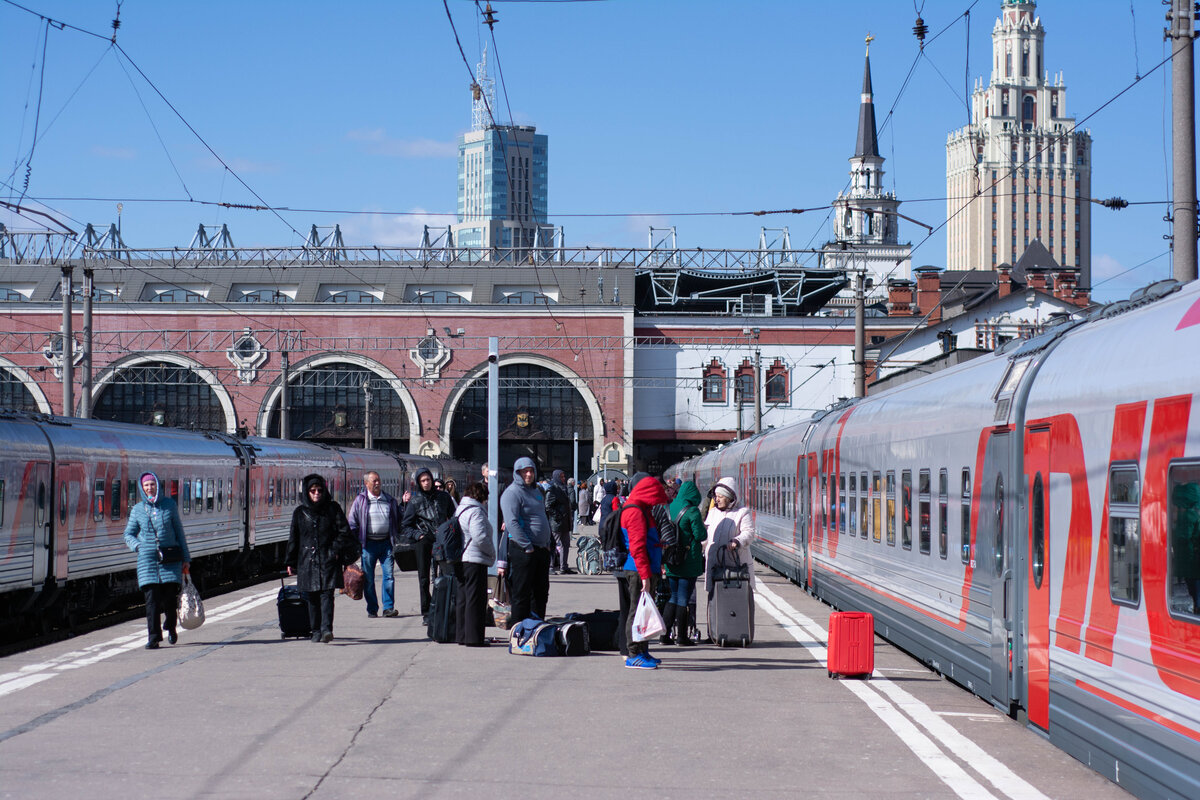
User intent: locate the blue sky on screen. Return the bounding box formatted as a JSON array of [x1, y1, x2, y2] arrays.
[[1, 0, 1193, 302]]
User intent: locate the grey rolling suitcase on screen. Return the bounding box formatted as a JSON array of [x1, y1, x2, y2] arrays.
[[706, 544, 754, 647]]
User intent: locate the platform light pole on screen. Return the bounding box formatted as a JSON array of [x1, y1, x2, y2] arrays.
[[1169, 0, 1198, 283], [280, 351, 290, 440], [363, 378, 373, 450], [60, 266, 73, 417], [487, 337, 499, 550], [80, 267, 93, 418]]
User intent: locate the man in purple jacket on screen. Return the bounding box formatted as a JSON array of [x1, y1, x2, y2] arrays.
[[346, 471, 402, 617]]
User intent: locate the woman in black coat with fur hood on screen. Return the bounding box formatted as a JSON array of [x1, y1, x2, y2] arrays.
[[286, 474, 353, 643]]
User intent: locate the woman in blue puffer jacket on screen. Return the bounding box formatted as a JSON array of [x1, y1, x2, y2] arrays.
[[124, 472, 191, 650]]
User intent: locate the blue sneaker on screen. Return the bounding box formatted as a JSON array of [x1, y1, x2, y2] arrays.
[[624, 653, 657, 670], [644, 652, 662, 667]]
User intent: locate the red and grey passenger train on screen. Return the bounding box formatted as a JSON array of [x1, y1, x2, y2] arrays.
[[667, 278, 1200, 800], [0, 411, 475, 632]]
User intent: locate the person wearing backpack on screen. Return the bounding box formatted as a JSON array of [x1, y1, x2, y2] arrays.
[[597, 480, 622, 528], [615, 472, 669, 670], [544, 469, 575, 574], [664, 480, 707, 646], [455, 481, 495, 646]]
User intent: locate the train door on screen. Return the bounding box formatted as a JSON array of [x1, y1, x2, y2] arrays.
[[1023, 427, 1051, 731], [985, 431, 1018, 713], [30, 462, 52, 585]]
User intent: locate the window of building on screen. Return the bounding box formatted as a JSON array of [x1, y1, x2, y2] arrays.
[[237, 289, 292, 303], [325, 289, 381, 304], [765, 359, 789, 404], [734, 359, 755, 405], [701, 358, 726, 404], [498, 290, 554, 305], [93, 362, 226, 432], [147, 288, 205, 303], [412, 290, 466, 304], [1168, 462, 1200, 619], [0, 288, 27, 301], [0, 367, 39, 412]]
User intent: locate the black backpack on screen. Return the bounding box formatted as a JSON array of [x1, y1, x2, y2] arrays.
[[600, 501, 648, 572], [432, 514, 464, 563], [653, 504, 684, 568]]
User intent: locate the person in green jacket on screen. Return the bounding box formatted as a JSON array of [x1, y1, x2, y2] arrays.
[[664, 480, 707, 646]]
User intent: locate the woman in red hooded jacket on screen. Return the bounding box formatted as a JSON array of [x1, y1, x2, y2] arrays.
[[615, 472, 669, 670]]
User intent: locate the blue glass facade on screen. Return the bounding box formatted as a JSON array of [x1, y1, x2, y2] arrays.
[[455, 125, 548, 249]]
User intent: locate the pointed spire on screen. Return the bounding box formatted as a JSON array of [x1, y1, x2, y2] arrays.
[[854, 36, 879, 158]]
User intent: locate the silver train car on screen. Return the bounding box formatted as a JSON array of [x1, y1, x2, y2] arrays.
[[0, 410, 475, 630], [667, 279, 1200, 800]]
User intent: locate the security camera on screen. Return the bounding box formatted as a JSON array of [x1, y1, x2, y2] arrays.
[[487, 341, 499, 363]]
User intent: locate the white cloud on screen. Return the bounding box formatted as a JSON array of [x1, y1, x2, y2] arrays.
[[337, 209, 453, 247], [346, 128, 457, 158]]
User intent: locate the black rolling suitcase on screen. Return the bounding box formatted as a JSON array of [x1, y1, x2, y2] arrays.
[[427, 565, 458, 643], [278, 576, 312, 639]]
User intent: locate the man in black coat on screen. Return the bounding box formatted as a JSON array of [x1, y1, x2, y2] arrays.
[[544, 469, 575, 574], [401, 468, 455, 623]]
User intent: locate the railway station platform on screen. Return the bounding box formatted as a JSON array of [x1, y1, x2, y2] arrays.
[[0, 556, 1132, 800]]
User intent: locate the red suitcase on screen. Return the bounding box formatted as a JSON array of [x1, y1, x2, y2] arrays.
[[827, 611, 874, 678]]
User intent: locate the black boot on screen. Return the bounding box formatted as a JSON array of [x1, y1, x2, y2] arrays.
[[676, 604, 694, 646], [659, 603, 677, 645]]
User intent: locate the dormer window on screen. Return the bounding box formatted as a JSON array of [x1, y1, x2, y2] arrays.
[[412, 290, 467, 304], [323, 289, 380, 304]]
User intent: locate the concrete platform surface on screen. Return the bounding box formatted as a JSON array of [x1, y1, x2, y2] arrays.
[[0, 566, 1132, 800]]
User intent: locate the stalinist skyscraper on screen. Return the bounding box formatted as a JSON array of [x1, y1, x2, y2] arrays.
[[946, 0, 1092, 285]]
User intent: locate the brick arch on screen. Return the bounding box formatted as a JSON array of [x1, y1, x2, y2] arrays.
[[437, 353, 605, 456], [257, 351, 420, 451], [90, 353, 237, 433], [0, 356, 52, 413]]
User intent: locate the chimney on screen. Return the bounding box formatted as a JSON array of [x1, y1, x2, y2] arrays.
[[914, 266, 942, 322], [1052, 269, 1078, 301], [1025, 266, 1048, 292], [997, 264, 1013, 299], [887, 278, 915, 317]]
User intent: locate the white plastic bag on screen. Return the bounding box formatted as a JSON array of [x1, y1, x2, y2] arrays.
[[178, 575, 205, 630], [631, 589, 665, 642]]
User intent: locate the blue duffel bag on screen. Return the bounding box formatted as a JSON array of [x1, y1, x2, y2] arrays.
[[509, 617, 559, 656]]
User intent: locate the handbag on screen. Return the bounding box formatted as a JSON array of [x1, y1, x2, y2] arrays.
[[157, 545, 184, 564], [631, 589, 666, 642], [177, 574, 205, 630], [488, 575, 512, 630], [342, 563, 365, 600], [591, 505, 602, 524], [392, 539, 419, 572]]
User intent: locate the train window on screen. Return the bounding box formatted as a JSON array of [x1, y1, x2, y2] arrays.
[[228, 478, 234, 510], [838, 473, 847, 534], [918, 470, 931, 555], [860, 472, 868, 538], [1167, 462, 1200, 619], [217, 479, 224, 511], [128, 480, 137, 513], [1108, 465, 1139, 606], [60, 484, 68, 525], [938, 469, 948, 559], [110, 479, 121, 520], [1032, 473, 1046, 590], [994, 475, 1005, 575], [169, 480, 179, 500], [848, 473, 857, 535], [819, 472, 828, 532], [194, 479, 204, 514], [93, 479, 105, 521], [276, 478, 282, 506], [0, 480, 5, 528], [182, 480, 191, 513], [901, 470, 913, 550], [886, 471, 896, 546], [872, 472, 881, 542], [961, 469, 972, 564], [206, 479, 215, 512], [267, 478, 274, 506], [37, 481, 45, 527]]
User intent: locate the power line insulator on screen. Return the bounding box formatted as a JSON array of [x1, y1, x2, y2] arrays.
[[1100, 197, 1129, 210], [913, 15, 928, 47], [483, 2, 498, 31]]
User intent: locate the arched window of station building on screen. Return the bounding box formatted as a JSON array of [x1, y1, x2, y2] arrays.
[[235, 288, 293, 303], [446, 361, 600, 479], [265, 362, 412, 452], [321, 288, 381, 304], [412, 290, 468, 304], [92, 358, 233, 432], [0, 360, 50, 413], [144, 288, 206, 303], [497, 290, 555, 305]]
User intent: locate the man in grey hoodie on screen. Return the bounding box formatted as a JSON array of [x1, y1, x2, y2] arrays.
[[498, 456, 554, 622]]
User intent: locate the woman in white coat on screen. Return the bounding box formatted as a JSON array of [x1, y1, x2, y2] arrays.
[[704, 476, 756, 638]]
